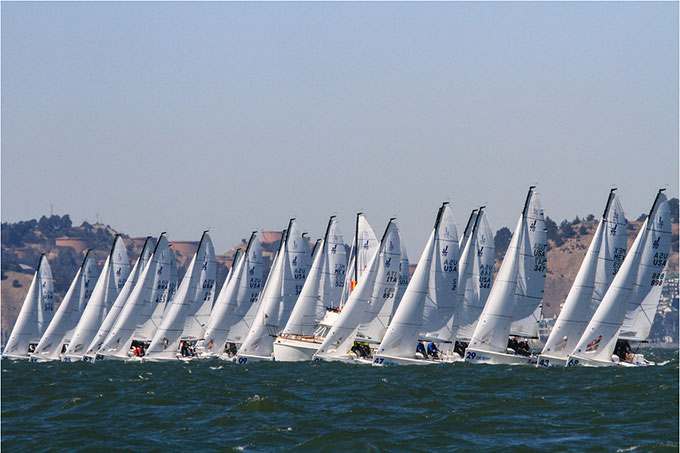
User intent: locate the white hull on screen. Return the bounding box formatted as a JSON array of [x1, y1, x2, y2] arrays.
[[372, 354, 443, 366], [95, 353, 135, 362], [2, 354, 30, 361], [566, 353, 652, 367], [463, 347, 536, 365], [141, 355, 192, 363], [536, 354, 568, 368], [28, 355, 59, 363], [61, 354, 84, 362], [234, 353, 274, 364], [313, 354, 372, 365], [273, 337, 320, 362]]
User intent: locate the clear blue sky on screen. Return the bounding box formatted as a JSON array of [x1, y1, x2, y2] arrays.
[[2, 2, 678, 254]]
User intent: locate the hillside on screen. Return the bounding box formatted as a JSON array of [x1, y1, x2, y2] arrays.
[[2, 202, 678, 342]]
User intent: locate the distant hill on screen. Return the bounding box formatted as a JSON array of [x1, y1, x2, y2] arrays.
[[2, 200, 678, 342]]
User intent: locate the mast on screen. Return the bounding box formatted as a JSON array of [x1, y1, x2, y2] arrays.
[[602, 188, 617, 219], [522, 186, 536, 218], [648, 188, 667, 218], [462, 209, 478, 240]]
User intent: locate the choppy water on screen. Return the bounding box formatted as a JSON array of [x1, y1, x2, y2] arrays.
[[2, 348, 678, 452]]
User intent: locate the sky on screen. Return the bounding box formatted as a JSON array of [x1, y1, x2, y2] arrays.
[[2, 2, 678, 255]]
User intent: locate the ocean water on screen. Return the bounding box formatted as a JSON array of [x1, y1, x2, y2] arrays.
[[2, 349, 678, 452]]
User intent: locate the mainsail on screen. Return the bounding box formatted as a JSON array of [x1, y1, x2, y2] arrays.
[[203, 232, 264, 352], [281, 216, 347, 337], [3, 255, 55, 359], [314, 219, 400, 360], [31, 251, 99, 361], [237, 219, 311, 360], [540, 190, 626, 362], [467, 187, 546, 355], [374, 203, 459, 360], [144, 232, 217, 360], [340, 213, 379, 307], [452, 207, 496, 342], [509, 191, 548, 338], [85, 237, 154, 358], [63, 236, 131, 359]]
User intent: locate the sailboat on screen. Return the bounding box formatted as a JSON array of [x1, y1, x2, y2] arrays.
[[201, 232, 264, 358], [61, 236, 131, 361], [274, 216, 347, 361], [2, 255, 55, 360], [30, 251, 99, 362], [313, 218, 401, 364], [96, 233, 177, 360], [372, 202, 460, 366], [464, 186, 547, 365], [235, 219, 311, 363], [83, 237, 155, 362], [451, 207, 496, 358], [143, 232, 217, 361], [567, 189, 671, 367], [537, 189, 626, 367]]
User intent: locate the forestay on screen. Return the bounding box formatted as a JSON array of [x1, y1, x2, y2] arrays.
[[64, 236, 131, 358], [98, 234, 177, 358], [144, 232, 217, 359], [282, 216, 347, 337], [570, 190, 671, 363], [86, 237, 154, 357], [452, 207, 495, 342], [540, 190, 626, 359], [314, 219, 400, 359], [31, 251, 99, 360], [3, 256, 55, 358], [237, 219, 311, 360]]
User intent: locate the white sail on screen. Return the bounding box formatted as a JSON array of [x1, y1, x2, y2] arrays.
[[340, 213, 379, 307], [420, 203, 460, 341], [203, 233, 264, 351], [63, 236, 131, 359], [391, 241, 411, 320], [144, 233, 217, 359], [98, 234, 177, 358], [3, 256, 55, 358], [375, 203, 458, 359], [237, 219, 311, 360], [356, 224, 402, 343], [282, 216, 347, 337], [85, 237, 154, 357], [509, 192, 547, 338], [314, 219, 400, 360], [570, 191, 671, 364], [467, 187, 545, 355], [540, 190, 626, 361], [452, 207, 496, 342], [31, 251, 99, 360], [619, 193, 672, 341], [179, 234, 218, 340]]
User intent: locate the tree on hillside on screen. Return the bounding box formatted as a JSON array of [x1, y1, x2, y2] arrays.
[[544, 217, 562, 246], [37, 214, 72, 238], [669, 198, 679, 222], [586, 214, 595, 222], [494, 227, 512, 261], [559, 219, 575, 239]]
